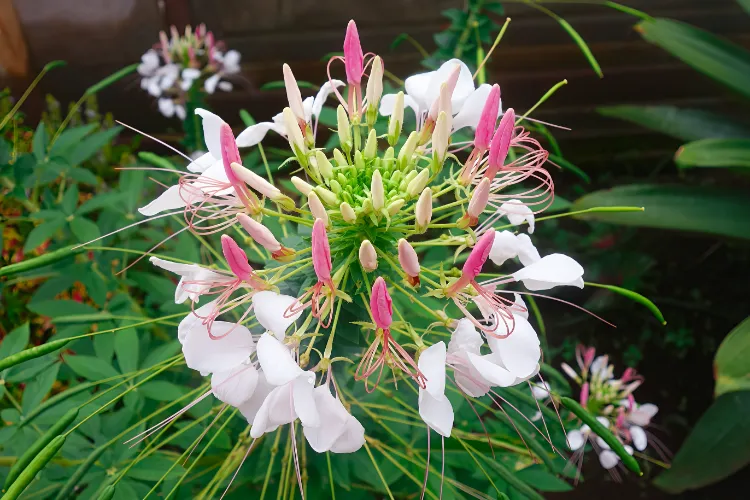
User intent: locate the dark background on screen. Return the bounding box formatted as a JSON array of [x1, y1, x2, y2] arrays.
[[3, 0, 749, 498]]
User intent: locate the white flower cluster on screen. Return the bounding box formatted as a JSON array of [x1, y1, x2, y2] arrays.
[[138, 24, 241, 119]]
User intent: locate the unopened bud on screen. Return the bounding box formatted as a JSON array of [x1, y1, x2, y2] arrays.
[[415, 188, 432, 233], [364, 128, 378, 160], [344, 20, 364, 85], [314, 151, 334, 180], [398, 238, 420, 286], [387, 199, 405, 216], [337, 105, 352, 152], [459, 177, 490, 228], [307, 191, 329, 226], [475, 84, 501, 150], [354, 150, 365, 170], [340, 202, 356, 222], [406, 169, 429, 197], [560, 362, 579, 381], [314, 185, 338, 206], [237, 213, 294, 262], [432, 111, 450, 169], [398, 131, 418, 170], [231, 162, 295, 211], [333, 148, 348, 167], [428, 82, 452, 129], [283, 64, 306, 123], [486, 108, 515, 179], [329, 180, 342, 194], [291, 176, 313, 196], [283, 107, 307, 164], [387, 92, 405, 146], [359, 240, 378, 272], [428, 63, 460, 120], [371, 170, 384, 211], [366, 56, 383, 125]]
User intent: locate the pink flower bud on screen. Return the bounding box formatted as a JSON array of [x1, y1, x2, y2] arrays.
[[283, 64, 306, 122], [370, 276, 392, 329], [312, 218, 332, 282], [415, 188, 432, 232], [428, 64, 461, 120], [580, 382, 590, 406], [359, 240, 378, 272], [398, 239, 420, 286], [485, 108, 515, 179], [230, 162, 280, 199], [344, 20, 364, 85], [474, 84, 501, 150], [221, 235, 253, 282], [220, 124, 242, 185], [462, 229, 495, 281], [466, 178, 490, 224], [237, 214, 281, 252], [159, 31, 171, 62]]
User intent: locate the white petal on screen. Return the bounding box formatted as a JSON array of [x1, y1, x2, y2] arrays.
[[512, 254, 584, 291], [235, 122, 284, 148], [218, 81, 233, 92], [404, 71, 433, 111], [238, 370, 274, 422], [212, 363, 259, 407], [158, 98, 174, 116], [251, 383, 295, 438], [487, 314, 540, 379], [256, 333, 306, 386], [629, 403, 659, 426], [182, 321, 255, 374], [516, 234, 541, 266], [302, 97, 314, 124], [419, 390, 454, 437], [452, 84, 495, 132], [182, 68, 201, 81], [467, 353, 517, 387], [379, 93, 420, 121], [532, 381, 550, 400], [138, 184, 187, 216], [598, 450, 620, 469], [513, 293, 529, 320], [596, 416, 610, 428], [630, 426, 648, 451], [449, 351, 490, 397], [204, 73, 220, 94], [448, 319, 484, 355], [425, 59, 474, 112], [567, 429, 585, 450], [252, 291, 301, 340], [596, 436, 610, 450], [488, 230, 520, 267], [498, 200, 535, 233], [419, 342, 447, 400], [303, 386, 349, 452], [177, 301, 217, 344], [292, 375, 319, 428], [312, 79, 345, 119], [329, 415, 365, 453], [186, 152, 217, 173], [223, 50, 241, 72], [195, 108, 225, 158]]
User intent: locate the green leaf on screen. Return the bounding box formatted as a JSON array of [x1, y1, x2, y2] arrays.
[[23, 218, 67, 253], [636, 18, 750, 99], [654, 391, 750, 493], [571, 184, 750, 240], [32, 123, 48, 161], [21, 363, 60, 414], [27, 299, 99, 318], [67, 166, 100, 185], [61, 184, 79, 215], [77, 192, 127, 215], [115, 329, 139, 374], [714, 317, 750, 396], [67, 127, 121, 166], [597, 106, 750, 142], [738, 0, 750, 15], [676, 138, 750, 168], [0, 323, 31, 365], [516, 466, 573, 492], [128, 456, 183, 481], [49, 124, 97, 156], [69, 216, 101, 243], [138, 381, 187, 401], [584, 282, 666, 325], [64, 354, 120, 380], [141, 340, 180, 369]]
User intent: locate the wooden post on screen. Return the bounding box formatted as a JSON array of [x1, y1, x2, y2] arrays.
[[0, 0, 29, 78]]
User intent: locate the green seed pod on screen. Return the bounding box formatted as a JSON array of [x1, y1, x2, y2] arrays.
[[21, 381, 96, 428], [0, 338, 71, 372], [54, 443, 108, 500], [561, 397, 642, 475], [97, 485, 116, 500], [5, 408, 79, 489], [0, 246, 85, 279], [2, 435, 67, 500]]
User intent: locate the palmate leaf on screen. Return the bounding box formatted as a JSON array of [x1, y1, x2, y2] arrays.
[[675, 138, 750, 169], [636, 18, 750, 99], [571, 184, 750, 240], [654, 391, 750, 493]]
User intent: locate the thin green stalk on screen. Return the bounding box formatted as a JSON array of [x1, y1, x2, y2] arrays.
[[0, 61, 65, 130], [363, 442, 395, 500], [473, 17, 512, 80], [516, 79, 568, 124], [259, 428, 283, 500]]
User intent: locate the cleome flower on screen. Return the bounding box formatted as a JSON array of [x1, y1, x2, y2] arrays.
[[114, 18, 660, 497]]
